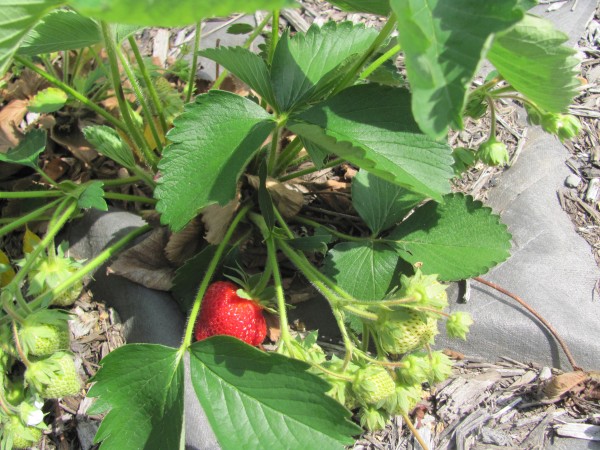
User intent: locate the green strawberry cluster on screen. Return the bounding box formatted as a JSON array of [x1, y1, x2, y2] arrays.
[[1, 302, 82, 448], [284, 269, 473, 432]]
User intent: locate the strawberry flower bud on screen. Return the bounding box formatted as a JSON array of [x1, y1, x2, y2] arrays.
[[477, 138, 509, 166], [446, 311, 474, 340]]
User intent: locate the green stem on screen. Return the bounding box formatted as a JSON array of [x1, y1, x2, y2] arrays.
[[361, 324, 370, 352], [71, 49, 84, 83], [341, 304, 378, 321], [331, 307, 353, 370], [180, 204, 252, 351], [487, 95, 497, 139], [27, 224, 152, 311], [292, 216, 368, 242], [354, 348, 405, 368], [267, 126, 283, 176], [128, 36, 168, 133], [274, 136, 303, 174], [12, 321, 30, 368], [9, 199, 77, 288], [275, 238, 353, 301], [359, 43, 401, 80], [63, 50, 69, 84], [266, 236, 293, 346], [116, 45, 164, 153], [0, 390, 16, 415], [268, 10, 280, 65], [469, 76, 503, 98], [100, 175, 142, 186], [0, 190, 62, 199], [272, 207, 294, 238], [15, 56, 129, 134], [331, 13, 397, 96], [2, 295, 25, 323], [212, 13, 272, 90], [186, 21, 203, 103], [34, 166, 59, 187], [104, 192, 157, 204], [279, 158, 344, 182], [100, 22, 158, 169], [40, 54, 59, 79]]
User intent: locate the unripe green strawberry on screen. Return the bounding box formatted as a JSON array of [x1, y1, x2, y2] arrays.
[[397, 352, 429, 385], [2, 415, 42, 449], [382, 382, 422, 416], [376, 309, 438, 355], [358, 405, 390, 431], [316, 356, 359, 410], [25, 352, 81, 399], [352, 366, 396, 406], [18, 310, 71, 356]]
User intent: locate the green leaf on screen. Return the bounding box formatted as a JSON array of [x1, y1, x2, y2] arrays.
[[488, 14, 579, 113], [69, 0, 296, 27], [77, 181, 108, 211], [391, 0, 523, 138], [387, 194, 511, 281], [258, 160, 275, 230], [28, 87, 67, 113], [328, 0, 390, 15], [155, 91, 275, 232], [271, 22, 378, 112], [190, 337, 360, 450], [288, 84, 454, 201], [113, 24, 143, 43], [83, 125, 136, 169], [199, 47, 278, 109], [352, 170, 425, 235], [227, 23, 254, 35], [87, 344, 184, 450], [302, 138, 329, 169], [287, 227, 333, 254], [323, 241, 400, 301], [17, 9, 100, 56], [366, 59, 404, 87], [0, 0, 63, 76], [323, 241, 401, 332], [0, 128, 45, 168]]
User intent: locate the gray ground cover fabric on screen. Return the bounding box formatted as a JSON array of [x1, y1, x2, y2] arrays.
[[64, 4, 600, 449]]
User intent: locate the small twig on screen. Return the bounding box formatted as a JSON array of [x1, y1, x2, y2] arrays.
[[473, 277, 582, 371], [402, 413, 430, 450]]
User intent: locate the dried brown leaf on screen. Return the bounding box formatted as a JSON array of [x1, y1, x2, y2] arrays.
[[108, 227, 175, 291], [543, 371, 588, 399], [0, 99, 27, 152], [164, 218, 203, 266], [50, 119, 97, 164], [246, 175, 305, 218], [201, 197, 240, 245]]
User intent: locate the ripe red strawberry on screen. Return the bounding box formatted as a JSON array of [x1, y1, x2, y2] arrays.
[[194, 281, 267, 346]]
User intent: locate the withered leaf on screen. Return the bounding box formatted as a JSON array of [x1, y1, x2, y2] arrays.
[[108, 227, 175, 291], [246, 175, 304, 219]]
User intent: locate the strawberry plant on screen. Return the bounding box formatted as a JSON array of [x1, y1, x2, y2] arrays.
[[0, 0, 583, 448]]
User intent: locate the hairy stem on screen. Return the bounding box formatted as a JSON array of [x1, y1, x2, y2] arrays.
[[268, 10, 280, 65], [104, 192, 157, 204], [266, 236, 293, 346], [0, 198, 63, 239], [278, 158, 344, 182], [359, 43, 401, 80], [101, 22, 158, 169], [402, 413, 430, 450], [186, 21, 203, 103], [116, 45, 164, 153], [128, 36, 168, 133]]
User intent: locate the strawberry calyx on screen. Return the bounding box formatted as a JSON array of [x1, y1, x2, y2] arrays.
[[18, 309, 71, 357], [397, 269, 448, 310]]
